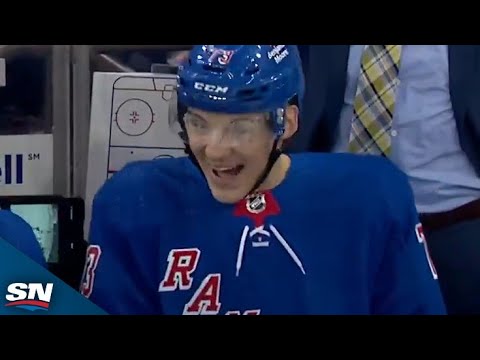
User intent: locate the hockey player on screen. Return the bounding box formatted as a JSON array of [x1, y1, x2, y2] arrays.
[[80, 45, 446, 315]]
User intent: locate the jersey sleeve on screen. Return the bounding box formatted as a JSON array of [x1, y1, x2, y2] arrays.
[[371, 164, 447, 315], [80, 181, 160, 315], [0, 210, 47, 268]]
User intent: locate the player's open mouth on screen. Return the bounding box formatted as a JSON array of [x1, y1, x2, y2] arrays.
[[212, 165, 244, 178]]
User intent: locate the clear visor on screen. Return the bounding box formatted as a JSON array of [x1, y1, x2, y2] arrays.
[[168, 91, 275, 148]]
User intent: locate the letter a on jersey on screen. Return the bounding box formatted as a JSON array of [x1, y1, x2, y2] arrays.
[[183, 274, 221, 315]]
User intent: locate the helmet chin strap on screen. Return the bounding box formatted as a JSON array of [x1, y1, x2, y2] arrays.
[[184, 144, 202, 173], [245, 139, 281, 198]]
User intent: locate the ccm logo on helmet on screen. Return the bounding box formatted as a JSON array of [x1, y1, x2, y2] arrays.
[[194, 82, 229, 94]]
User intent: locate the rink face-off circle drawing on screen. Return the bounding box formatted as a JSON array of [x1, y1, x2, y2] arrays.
[[85, 73, 188, 238], [106, 75, 186, 179], [114, 98, 155, 137]]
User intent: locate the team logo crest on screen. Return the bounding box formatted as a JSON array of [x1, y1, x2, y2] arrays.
[[246, 193, 266, 214]]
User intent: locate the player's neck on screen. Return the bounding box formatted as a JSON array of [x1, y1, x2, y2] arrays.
[[257, 154, 291, 192]]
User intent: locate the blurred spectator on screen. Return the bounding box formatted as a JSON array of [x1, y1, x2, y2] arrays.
[[167, 50, 190, 66], [290, 45, 480, 314], [0, 52, 48, 135]]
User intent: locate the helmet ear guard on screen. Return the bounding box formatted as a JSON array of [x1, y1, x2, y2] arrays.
[[270, 107, 286, 138], [268, 94, 301, 142]]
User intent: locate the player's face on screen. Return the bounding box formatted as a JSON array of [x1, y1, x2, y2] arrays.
[[185, 109, 276, 204]]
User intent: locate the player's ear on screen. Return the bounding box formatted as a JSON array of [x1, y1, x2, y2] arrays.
[[279, 104, 299, 147]]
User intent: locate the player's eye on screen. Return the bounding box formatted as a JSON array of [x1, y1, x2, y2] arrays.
[[231, 119, 255, 131], [186, 114, 207, 129]]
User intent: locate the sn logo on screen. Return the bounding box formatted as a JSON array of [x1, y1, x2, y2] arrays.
[[0, 154, 24, 185], [5, 283, 54, 312]]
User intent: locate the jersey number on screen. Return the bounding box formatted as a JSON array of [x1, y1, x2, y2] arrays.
[[415, 224, 438, 280], [80, 245, 102, 298]]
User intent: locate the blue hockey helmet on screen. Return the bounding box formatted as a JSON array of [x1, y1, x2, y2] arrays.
[[173, 45, 305, 138]]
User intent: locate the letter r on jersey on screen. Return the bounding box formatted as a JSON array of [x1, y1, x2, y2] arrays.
[[158, 248, 200, 292]]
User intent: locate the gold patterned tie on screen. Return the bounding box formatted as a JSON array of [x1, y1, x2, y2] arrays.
[[348, 45, 402, 157]]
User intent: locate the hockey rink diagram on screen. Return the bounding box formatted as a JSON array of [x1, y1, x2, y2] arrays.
[[85, 72, 187, 236], [107, 75, 186, 179]]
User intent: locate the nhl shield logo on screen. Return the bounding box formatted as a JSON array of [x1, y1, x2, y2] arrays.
[[246, 193, 266, 214]]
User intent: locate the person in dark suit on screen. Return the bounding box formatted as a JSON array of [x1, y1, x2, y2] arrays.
[[289, 45, 480, 315]]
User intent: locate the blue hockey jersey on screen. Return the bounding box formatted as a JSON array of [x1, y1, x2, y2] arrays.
[[0, 210, 46, 268], [81, 153, 446, 315]]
